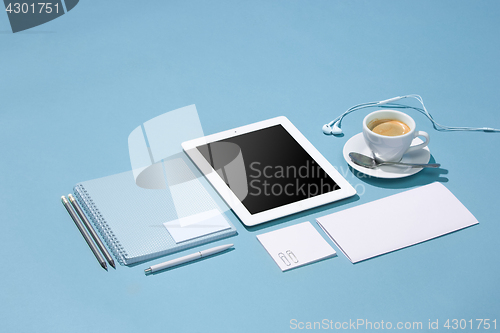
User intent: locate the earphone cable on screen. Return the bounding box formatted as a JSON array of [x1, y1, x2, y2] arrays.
[[330, 94, 500, 133]]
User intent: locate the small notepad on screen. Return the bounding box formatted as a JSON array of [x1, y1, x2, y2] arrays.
[[163, 209, 231, 243], [256, 222, 336, 271]]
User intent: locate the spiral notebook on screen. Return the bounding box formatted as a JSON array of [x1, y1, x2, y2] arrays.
[[71, 105, 238, 266], [73, 168, 237, 266]]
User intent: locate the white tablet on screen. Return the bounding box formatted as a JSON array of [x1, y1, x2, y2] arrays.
[[182, 116, 356, 226]]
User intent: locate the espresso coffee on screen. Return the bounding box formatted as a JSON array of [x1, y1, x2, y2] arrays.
[[368, 118, 411, 136]]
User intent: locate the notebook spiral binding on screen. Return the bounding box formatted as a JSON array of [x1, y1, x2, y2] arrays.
[[73, 184, 126, 265]]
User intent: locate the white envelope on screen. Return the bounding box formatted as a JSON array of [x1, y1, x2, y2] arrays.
[[316, 182, 479, 263]]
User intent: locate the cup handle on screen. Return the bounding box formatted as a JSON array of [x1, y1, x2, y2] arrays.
[[405, 131, 430, 153]]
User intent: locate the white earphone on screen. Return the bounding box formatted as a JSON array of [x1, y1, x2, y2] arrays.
[[322, 94, 500, 135]]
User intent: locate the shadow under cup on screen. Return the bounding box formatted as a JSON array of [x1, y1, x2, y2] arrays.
[[362, 110, 430, 162]]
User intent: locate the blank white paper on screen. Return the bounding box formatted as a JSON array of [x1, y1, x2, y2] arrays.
[[316, 182, 478, 263]]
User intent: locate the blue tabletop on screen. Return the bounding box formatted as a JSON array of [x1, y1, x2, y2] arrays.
[[2, 1, 499, 332]]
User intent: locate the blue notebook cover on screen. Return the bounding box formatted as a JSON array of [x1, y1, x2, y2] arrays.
[[73, 170, 237, 266]]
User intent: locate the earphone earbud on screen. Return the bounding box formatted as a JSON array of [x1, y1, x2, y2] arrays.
[[330, 122, 343, 135], [322, 124, 333, 135], [322, 122, 343, 135]]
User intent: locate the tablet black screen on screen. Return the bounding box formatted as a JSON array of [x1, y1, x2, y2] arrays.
[[196, 124, 340, 215]]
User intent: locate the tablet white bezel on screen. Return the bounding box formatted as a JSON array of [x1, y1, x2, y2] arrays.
[[182, 116, 356, 226]]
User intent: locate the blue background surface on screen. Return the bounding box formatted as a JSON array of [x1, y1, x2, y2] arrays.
[[1, 1, 499, 332]]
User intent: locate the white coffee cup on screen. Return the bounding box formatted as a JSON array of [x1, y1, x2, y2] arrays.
[[362, 110, 430, 162]]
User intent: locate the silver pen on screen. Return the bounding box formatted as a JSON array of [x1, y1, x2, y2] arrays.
[[61, 196, 107, 271], [145, 244, 234, 275], [68, 194, 116, 269]]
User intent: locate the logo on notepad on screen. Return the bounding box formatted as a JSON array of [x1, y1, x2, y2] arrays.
[[3, 0, 79, 33]]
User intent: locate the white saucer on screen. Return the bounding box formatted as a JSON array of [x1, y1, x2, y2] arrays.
[[343, 133, 431, 179]]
